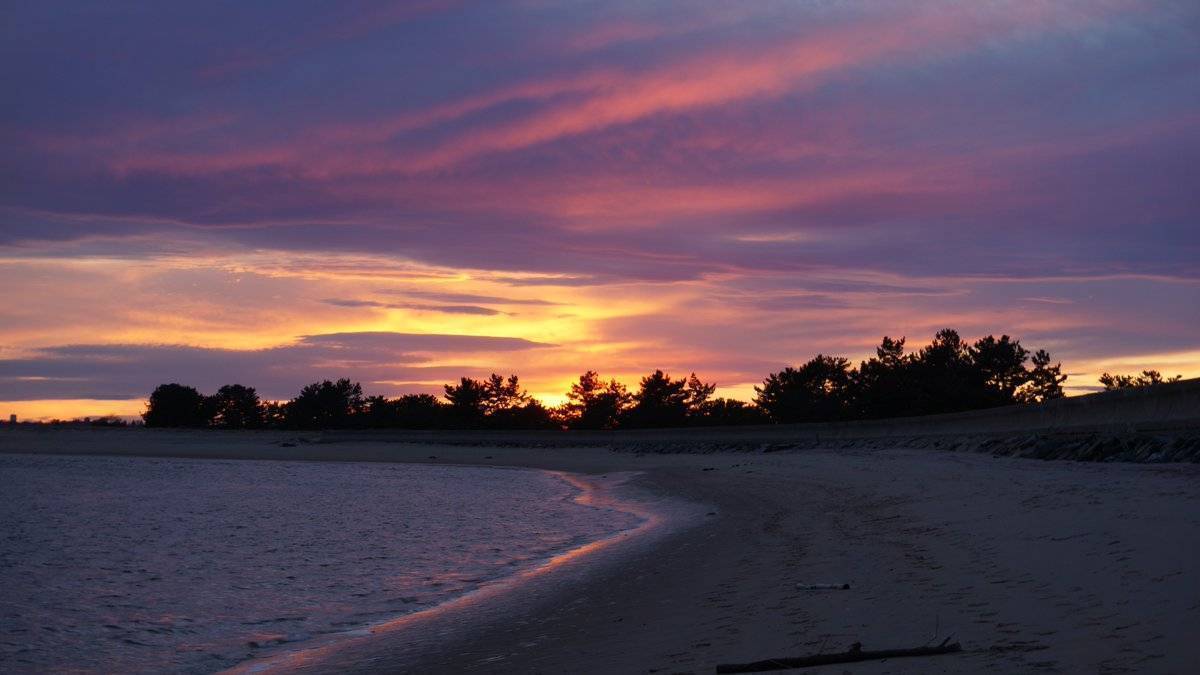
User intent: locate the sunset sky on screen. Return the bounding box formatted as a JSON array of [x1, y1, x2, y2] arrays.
[[2, 0, 1198, 419]]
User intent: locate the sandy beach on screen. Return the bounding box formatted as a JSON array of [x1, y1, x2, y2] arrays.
[[3, 428, 1198, 674]]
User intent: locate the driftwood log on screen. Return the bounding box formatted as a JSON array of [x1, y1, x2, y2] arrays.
[[715, 638, 962, 673]]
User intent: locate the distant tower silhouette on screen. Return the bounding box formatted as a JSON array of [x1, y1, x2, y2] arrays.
[[7, 414, 14, 425]]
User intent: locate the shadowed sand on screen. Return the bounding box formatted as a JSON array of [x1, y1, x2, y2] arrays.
[[3, 429, 1198, 673]]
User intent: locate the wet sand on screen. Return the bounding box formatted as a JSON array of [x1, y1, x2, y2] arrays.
[[3, 429, 1199, 673]]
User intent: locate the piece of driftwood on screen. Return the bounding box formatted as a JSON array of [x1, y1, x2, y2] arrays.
[[795, 583, 850, 590], [715, 638, 962, 673]]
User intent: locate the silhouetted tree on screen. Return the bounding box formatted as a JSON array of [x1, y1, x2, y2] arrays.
[[483, 374, 531, 415], [968, 334, 1030, 407], [361, 395, 397, 428], [493, 400, 559, 429], [1099, 370, 1182, 390], [1016, 350, 1067, 403], [286, 379, 364, 429], [908, 329, 975, 414], [440, 374, 554, 429], [563, 371, 632, 429], [625, 370, 690, 428], [139, 326, 1078, 432], [755, 355, 852, 423], [443, 377, 490, 428], [207, 384, 264, 429], [694, 398, 769, 426], [262, 400, 288, 428], [852, 336, 913, 418], [143, 383, 210, 427], [684, 373, 717, 419], [394, 394, 448, 428], [441, 374, 553, 429]]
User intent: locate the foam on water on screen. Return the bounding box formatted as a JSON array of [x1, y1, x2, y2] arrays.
[[0, 453, 643, 673]]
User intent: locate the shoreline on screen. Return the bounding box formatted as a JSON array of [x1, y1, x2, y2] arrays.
[[3, 428, 1199, 672], [227, 468, 702, 674], [0, 446, 699, 673]]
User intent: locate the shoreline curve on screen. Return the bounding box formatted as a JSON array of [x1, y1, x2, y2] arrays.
[[227, 467, 702, 674]]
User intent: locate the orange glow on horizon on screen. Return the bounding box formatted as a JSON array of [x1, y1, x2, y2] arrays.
[[2, 399, 146, 422], [4, 247, 1198, 420]]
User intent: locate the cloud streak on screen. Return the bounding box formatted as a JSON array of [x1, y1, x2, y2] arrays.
[[321, 298, 503, 316], [0, 332, 553, 401]]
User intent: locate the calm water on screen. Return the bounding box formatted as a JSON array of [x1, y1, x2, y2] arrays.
[[0, 454, 642, 673]]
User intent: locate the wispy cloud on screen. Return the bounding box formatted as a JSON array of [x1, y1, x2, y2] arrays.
[[321, 298, 503, 316], [0, 331, 553, 401]]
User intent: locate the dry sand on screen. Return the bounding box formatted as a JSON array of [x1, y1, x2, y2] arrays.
[[3, 429, 1198, 673]]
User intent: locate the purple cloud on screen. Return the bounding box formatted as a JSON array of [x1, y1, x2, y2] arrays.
[[0, 332, 554, 401]]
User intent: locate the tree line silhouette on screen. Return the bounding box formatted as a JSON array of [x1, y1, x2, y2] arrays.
[[140, 328, 1177, 430], [1098, 370, 1182, 390]]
